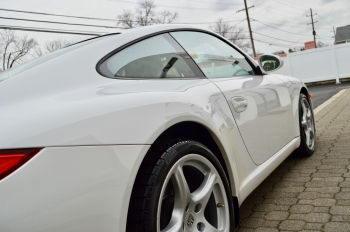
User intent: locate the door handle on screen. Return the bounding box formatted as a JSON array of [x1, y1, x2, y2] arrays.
[[231, 97, 248, 113]]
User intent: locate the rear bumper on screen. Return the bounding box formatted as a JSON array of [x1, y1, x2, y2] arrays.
[[0, 145, 150, 232]]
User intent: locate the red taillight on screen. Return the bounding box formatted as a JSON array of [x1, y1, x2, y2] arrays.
[[0, 149, 40, 181]]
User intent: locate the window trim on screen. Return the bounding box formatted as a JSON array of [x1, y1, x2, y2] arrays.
[[169, 31, 261, 79], [96, 28, 262, 80], [96, 32, 206, 79]]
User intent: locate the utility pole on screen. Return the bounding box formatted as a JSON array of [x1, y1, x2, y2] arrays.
[[237, 0, 256, 57], [331, 26, 336, 38], [306, 8, 318, 48]]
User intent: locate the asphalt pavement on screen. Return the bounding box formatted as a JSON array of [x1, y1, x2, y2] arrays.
[[308, 81, 350, 109]]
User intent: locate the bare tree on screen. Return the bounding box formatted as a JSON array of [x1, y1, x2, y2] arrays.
[[0, 30, 38, 70], [45, 39, 71, 53], [35, 39, 72, 57], [210, 18, 234, 37], [210, 19, 251, 53], [117, 1, 178, 29], [35, 46, 44, 57], [158, 10, 178, 24]]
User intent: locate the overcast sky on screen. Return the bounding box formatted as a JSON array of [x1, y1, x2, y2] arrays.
[[1, 0, 349, 54]]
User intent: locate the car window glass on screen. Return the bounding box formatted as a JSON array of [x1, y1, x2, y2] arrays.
[[99, 34, 196, 79], [170, 31, 255, 78], [0, 35, 113, 82]]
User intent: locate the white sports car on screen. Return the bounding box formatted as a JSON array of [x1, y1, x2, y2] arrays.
[[0, 24, 315, 232]]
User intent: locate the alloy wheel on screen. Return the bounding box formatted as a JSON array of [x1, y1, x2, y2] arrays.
[[300, 98, 315, 151], [157, 154, 230, 232]]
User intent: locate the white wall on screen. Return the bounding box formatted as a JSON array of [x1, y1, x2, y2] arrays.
[[271, 43, 350, 83], [335, 43, 350, 79]]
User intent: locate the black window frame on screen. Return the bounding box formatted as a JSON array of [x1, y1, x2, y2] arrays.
[[96, 28, 263, 80], [97, 32, 205, 80]]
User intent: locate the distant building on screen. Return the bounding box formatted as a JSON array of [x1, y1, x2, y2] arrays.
[[335, 25, 350, 44], [304, 41, 316, 50]]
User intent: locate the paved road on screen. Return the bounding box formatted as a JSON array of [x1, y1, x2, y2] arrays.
[[308, 82, 350, 109], [235, 89, 350, 231]]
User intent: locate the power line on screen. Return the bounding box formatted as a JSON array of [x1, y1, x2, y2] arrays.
[[251, 18, 332, 29], [251, 11, 333, 40], [214, 31, 250, 34], [0, 8, 122, 22], [251, 18, 307, 27], [185, 0, 241, 5], [0, 16, 127, 29], [231, 19, 247, 27], [252, 20, 311, 36], [316, 36, 334, 41], [248, 0, 304, 16], [250, 6, 300, 19], [254, 39, 293, 48], [253, 36, 299, 48], [249, 12, 302, 25], [269, 0, 306, 11], [0, 7, 246, 26], [270, 0, 311, 9], [0, 24, 107, 36], [317, 14, 333, 28], [253, 31, 302, 44], [256, 20, 333, 41], [106, 0, 228, 10], [181, 19, 246, 24]]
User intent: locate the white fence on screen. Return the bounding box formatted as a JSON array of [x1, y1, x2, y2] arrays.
[[272, 43, 350, 83]]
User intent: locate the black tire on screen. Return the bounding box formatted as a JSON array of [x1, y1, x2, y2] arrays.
[[126, 140, 234, 231], [296, 93, 316, 156]]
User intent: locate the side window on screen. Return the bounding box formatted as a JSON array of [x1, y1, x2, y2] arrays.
[[99, 34, 198, 79], [170, 31, 255, 78]]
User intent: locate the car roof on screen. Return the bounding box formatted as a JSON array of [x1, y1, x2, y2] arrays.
[[118, 24, 209, 34]]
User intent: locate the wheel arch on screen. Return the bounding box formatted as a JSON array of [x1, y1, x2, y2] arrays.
[[300, 86, 309, 97], [134, 121, 240, 227], [151, 121, 236, 193]]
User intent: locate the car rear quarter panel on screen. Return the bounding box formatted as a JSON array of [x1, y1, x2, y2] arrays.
[[0, 28, 259, 200], [0, 145, 149, 232]]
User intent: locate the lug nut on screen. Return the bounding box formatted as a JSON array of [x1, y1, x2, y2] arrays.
[[217, 203, 225, 208]]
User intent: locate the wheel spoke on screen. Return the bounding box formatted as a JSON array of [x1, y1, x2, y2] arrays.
[[309, 128, 314, 146], [203, 219, 219, 232], [310, 127, 314, 139], [172, 165, 191, 208], [301, 119, 308, 128], [304, 127, 310, 146], [160, 219, 183, 232], [160, 166, 190, 232], [301, 101, 307, 117], [191, 173, 217, 207], [306, 109, 311, 120]]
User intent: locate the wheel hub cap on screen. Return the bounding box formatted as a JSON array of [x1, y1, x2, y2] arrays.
[[185, 212, 195, 230]]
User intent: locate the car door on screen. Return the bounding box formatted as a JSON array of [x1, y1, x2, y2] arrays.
[[170, 31, 294, 165]]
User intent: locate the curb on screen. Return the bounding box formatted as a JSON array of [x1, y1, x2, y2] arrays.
[[305, 77, 350, 87], [313, 89, 348, 115]]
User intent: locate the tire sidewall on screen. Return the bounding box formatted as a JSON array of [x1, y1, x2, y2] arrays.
[[298, 94, 316, 156], [148, 141, 235, 231]]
